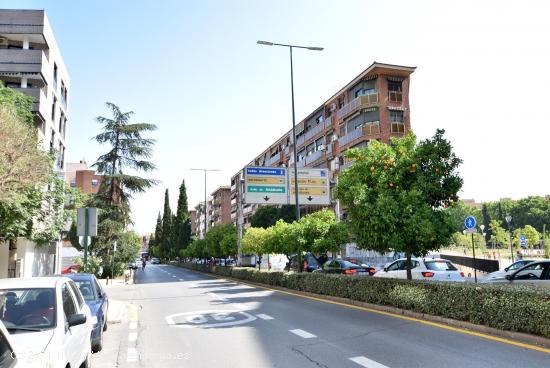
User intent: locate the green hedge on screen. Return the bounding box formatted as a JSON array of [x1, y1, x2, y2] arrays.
[[180, 263, 550, 338]]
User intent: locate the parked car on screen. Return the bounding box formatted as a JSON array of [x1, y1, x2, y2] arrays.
[[65, 273, 109, 352], [345, 258, 377, 275], [374, 258, 465, 281], [0, 320, 18, 368], [287, 253, 322, 272], [481, 260, 550, 286], [483, 259, 535, 282], [0, 277, 92, 368], [61, 264, 80, 274], [317, 259, 372, 275], [150, 258, 161, 265]]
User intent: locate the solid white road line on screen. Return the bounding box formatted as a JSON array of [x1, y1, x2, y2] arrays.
[[256, 314, 274, 320], [289, 329, 317, 339], [127, 347, 138, 362], [128, 332, 137, 342], [349, 356, 390, 368]]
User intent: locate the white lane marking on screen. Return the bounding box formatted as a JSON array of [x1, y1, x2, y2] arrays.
[[349, 356, 390, 368], [289, 329, 317, 339], [208, 292, 228, 302], [129, 322, 137, 330], [172, 275, 177, 278], [127, 347, 138, 362], [128, 332, 137, 342], [179, 278, 184, 281], [233, 303, 248, 310], [256, 314, 274, 320]]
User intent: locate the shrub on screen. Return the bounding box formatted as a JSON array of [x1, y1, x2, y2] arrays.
[[180, 263, 550, 338]]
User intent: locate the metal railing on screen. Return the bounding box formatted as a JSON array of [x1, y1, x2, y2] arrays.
[[338, 128, 364, 147], [336, 93, 379, 120], [305, 149, 324, 164], [267, 152, 281, 166]]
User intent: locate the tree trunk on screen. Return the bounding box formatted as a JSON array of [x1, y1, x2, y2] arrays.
[[406, 253, 412, 280]]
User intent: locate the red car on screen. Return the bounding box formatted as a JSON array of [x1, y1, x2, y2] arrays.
[[61, 264, 80, 274]]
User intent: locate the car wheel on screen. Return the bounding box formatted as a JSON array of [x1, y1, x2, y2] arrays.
[[92, 329, 103, 353]]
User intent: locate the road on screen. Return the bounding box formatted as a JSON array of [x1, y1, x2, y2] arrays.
[[92, 263, 550, 368]]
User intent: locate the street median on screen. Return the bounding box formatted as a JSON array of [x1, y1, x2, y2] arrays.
[[179, 263, 550, 341]]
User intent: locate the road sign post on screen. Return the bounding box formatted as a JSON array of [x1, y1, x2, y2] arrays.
[[77, 207, 98, 273], [464, 216, 477, 283]]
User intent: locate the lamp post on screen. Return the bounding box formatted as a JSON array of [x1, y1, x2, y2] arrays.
[[257, 40, 323, 272], [480, 224, 485, 250], [191, 168, 220, 239], [505, 215, 513, 262]]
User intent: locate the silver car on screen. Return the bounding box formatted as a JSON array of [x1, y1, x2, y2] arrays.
[[483, 259, 535, 282], [482, 260, 550, 286]]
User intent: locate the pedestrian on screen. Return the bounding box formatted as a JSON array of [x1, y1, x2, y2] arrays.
[[516, 250, 522, 260]]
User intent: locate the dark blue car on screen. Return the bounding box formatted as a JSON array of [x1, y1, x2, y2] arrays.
[[66, 273, 109, 352]]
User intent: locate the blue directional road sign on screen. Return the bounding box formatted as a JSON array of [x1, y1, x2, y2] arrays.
[[464, 216, 476, 229], [520, 235, 527, 247]]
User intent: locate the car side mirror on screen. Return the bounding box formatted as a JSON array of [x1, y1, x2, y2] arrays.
[[505, 274, 513, 281], [383, 267, 388, 272], [68, 313, 87, 327], [504, 267, 509, 272]]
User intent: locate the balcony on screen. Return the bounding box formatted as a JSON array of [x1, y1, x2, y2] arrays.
[[304, 149, 324, 165], [0, 49, 50, 82], [266, 152, 281, 166], [295, 117, 332, 149], [12, 87, 48, 122], [296, 159, 306, 168], [336, 93, 379, 120], [338, 122, 380, 149], [389, 90, 403, 103]]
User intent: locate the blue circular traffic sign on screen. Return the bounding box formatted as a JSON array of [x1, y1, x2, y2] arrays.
[[464, 216, 476, 229]]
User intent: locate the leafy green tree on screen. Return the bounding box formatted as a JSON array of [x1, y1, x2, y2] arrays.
[[250, 206, 279, 228], [204, 224, 235, 258], [489, 220, 508, 247], [150, 212, 162, 247], [173, 179, 192, 251], [242, 227, 269, 255], [313, 221, 349, 255], [513, 225, 539, 249], [481, 204, 491, 242], [220, 225, 237, 258], [161, 189, 172, 258], [445, 201, 481, 233], [336, 130, 463, 280], [510, 197, 550, 233], [102, 230, 142, 277]]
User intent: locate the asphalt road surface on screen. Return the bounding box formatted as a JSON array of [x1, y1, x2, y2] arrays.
[[91, 263, 550, 368]]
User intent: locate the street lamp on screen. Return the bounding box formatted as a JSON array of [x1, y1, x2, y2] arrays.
[[505, 215, 514, 262], [191, 168, 221, 239], [257, 40, 323, 271], [480, 224, 485, 250]]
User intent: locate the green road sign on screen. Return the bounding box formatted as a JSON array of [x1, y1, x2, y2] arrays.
[[247, 185, 285, 193]]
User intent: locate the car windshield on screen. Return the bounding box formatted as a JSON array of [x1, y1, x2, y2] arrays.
[[425, 261, 457, 271], [0, 288, 56, 331], [73, 280, 97, 301], [340, 261, 360, 268]]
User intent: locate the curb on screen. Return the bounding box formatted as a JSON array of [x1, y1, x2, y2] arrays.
[[176, 264, 550, 351]]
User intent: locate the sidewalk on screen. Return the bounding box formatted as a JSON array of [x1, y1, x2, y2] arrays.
[[98, 270, 135, 287]]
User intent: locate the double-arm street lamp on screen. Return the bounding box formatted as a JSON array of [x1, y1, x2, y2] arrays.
[[257, 40, 323, 271]]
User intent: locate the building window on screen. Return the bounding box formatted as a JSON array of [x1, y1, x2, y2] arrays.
[[49, 130, 55, 154], [70, 180, 76, 188], [51, 96, 57, 121], [390, 111, 405, 134], [390, 110, 404, 122], [91, 179, 98, 188], [388, 80, 403, 102], [315, 115, 324, 124], [53, 63, 58, 89]]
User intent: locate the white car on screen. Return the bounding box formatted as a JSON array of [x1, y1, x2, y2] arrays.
[[0, 319, 18, 367], [483, 259, 535, 282], [0, 277, 92, 368], [374, 258, 465, 282], [482, 260, 550, 286]]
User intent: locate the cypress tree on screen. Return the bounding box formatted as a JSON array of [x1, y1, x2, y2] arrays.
[[153, 212, 162, 246], [482, 204, 491, 242], [161, 189, 172, 257], [174, 179, 192, 251]]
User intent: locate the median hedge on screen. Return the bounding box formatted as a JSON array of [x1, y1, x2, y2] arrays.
[[180, 263, 550, 338]]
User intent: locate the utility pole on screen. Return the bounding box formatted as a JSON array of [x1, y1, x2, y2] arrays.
[[237, 177, 244, 266], [191, 168, 220, 239]]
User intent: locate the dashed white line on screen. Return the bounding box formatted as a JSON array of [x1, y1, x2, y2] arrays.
[[289, 329, 316, 339], [349, 356, 390, 368], [127, 347, 138, 362], [179, 278, 184, 281], [208, 292, 228, 302], [129, 322, 137, 330], [256, 314, 274, 320], [172, 275, 177, 278], [128, 332, 137, 342]]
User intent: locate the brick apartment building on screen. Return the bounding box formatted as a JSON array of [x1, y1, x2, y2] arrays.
[[64, 160, 104, 194], [210, 186, 231, 226], [230, 62, 416, 226]]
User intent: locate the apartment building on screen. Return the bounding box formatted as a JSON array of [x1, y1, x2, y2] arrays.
[[65, 160, 104, 194], [192, 202, 208, 239], [210, 186, 231, 227], [0, 9, 70, 278], [189, 210, 198, 237], [231, 62, 415, 226]]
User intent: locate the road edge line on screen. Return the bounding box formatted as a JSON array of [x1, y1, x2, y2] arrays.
[[175, 265, 550, 354]]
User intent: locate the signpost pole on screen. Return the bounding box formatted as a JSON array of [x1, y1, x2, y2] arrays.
[[83, 208, 89, 273], [471, 233, 477, 283]]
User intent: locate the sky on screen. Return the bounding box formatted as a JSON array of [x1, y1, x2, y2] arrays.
[[4, 0, 550, 234]]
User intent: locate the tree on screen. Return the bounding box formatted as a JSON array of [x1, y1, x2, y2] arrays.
[[489, 220, 508, 247], [335, 130, 463, 280], [242, 227, 269, 255], [250, 206, 279, 228], [161, 189, 172, 257], [173, 179, 192, 251], [445, 201, 481, 233], [481, 204, 491, 242], [512, 225, 539, 249], [151, 212, 162, 247], [93, 102, 157, 225]]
